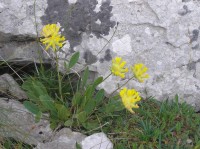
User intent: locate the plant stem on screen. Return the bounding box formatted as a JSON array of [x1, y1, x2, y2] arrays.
[[55, 52, 63, 102], [109, 76, 135, 98], [103, 73, 112, 82]]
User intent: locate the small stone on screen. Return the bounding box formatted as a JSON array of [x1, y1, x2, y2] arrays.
[[186, 139, 192, 144], [81, 132, 113, 149], [36, 128, 86, 149]]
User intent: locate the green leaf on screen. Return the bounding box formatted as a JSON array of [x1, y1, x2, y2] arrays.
[[77, 111, 87, 123], [39, 95, 57, 114], [104, 99, 124, 114], [81, 86, 93, 109], [64, 119, 73, 127], [23, 101, 40, 115], [85, 85, 93, 99], [32, 81, 48, 95], [22, 79, 48, 102], [68, 52, 80, 69], [81, 67, 89, 88], [50, 120, 58, 130], [82, 122, 99, 130], [84, 99, 96, 115], [76, 143, 82, 149], [26, 91, 40, 102], [35, 111, 42, 123], [95, 89, 105, 105], [175, 94, 179, 102], [85, 77, 103, 100], [57, 105, 70, 121], [64, 61, 68, 71], [72, 92, 82, 106], [92, 77, 103, 88]]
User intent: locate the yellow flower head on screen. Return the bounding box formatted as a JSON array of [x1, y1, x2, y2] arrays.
[[110, 57, 128, 78], [40, 24, 65, 52], [120, 88, 141, 114], [132, 63, 149, 83]]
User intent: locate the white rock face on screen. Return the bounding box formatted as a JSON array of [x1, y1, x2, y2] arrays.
[[81, 132, 113, 149], [36, 128, 86, 149], [0, 0, 200, 109], [0, 99, 87, 148], [0, 98, 53, 145]]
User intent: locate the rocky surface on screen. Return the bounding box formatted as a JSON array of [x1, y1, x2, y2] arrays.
[[81, 132, 113, 149], [0, 98, 52, 145], [36, 128, 86, 149], [0, 98, 113, 148], [0, 0, 200, 108], [0, 74, 27, 100]]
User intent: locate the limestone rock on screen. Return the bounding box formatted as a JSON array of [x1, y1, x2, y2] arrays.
[[0, 74, 27, 100], [0, 0, 200, 109], [36, 128, 86, 149], [80, 132, 113, 149], [0, 98, 52, 145]]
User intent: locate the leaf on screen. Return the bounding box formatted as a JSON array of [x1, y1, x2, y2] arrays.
[[22, 79, 48, 102], [76, 143, 82, 149], [57, 105, 70, 121], [81, 67, 89, 88], [23, 101, 40, 115], [32, 81, 48, 96], [81, 86, 93, 109], [39, 95, 57, 114], [95, 89, 104, 105], [85, 85, 93, 99], [77, 111, 87, 123], [175, 94, 179, 102], [26, 91, 40, 102], [64, 61, 68, 71], [84, 99, 96, 115], [68, 52, 80, 69], [35, 111, 42, 123], [92, 77, 103, 88], [64, 119, 73, 127], [86, 77, 103, 99], [82, 122, 99, 130], [72, 92, 82, 106], [104, 99, 124, 114], [50, 120, 58, 130]]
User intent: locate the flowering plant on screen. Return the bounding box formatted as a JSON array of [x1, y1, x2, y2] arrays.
[[23, 23, 149, 131]]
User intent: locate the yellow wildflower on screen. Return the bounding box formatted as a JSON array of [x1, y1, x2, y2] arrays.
[[119, 88, 141, 114], [132, 63, 149, 83], [40, 24, 65, 52], [110, 57, 128, 78]]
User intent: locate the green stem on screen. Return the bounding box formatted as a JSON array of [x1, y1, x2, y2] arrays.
[[109, 76, 135, 98], [55, 52, 63, 102], [103, 73, 112, 82]]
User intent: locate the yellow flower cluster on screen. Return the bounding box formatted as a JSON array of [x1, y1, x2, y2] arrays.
[[110, 57, 128, 78], [119, 88, 141, 114], [40, 24, 65, 52], [110, 57, 150, 113], [132, 63, 149, 83]]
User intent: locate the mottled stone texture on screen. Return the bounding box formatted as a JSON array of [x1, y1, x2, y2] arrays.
[[0, 0, 200, 109]]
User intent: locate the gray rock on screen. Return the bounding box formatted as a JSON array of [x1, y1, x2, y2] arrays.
[[0, 98, 52, 145], [36, 128, 86, 149], [0, 98, 89, 148], [0, 74, 27, 100], [0, 0, 200, 109], [80, 132, 113, 149]]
